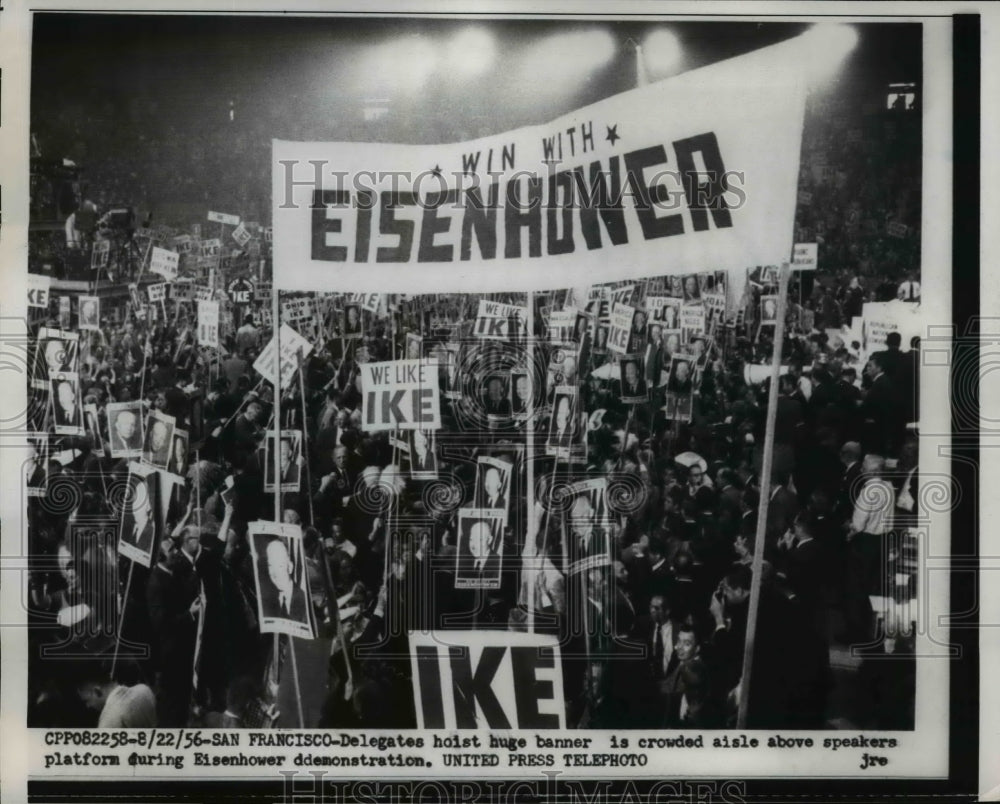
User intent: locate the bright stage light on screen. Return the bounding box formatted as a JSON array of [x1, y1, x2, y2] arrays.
[[392, 35, 439, 92], [642, 28, 682, 77], [446, 28, 496, 78], [357, 34, 439, 95], [517, 28, 617, 90], [796, 23, 859, 83]]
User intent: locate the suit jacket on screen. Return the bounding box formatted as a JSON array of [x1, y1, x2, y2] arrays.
[[55, 405, 80, 427], [146, 563, 197, 667], [862, 372, 905, 453], [622, 379, 647, 398], [766, 485, 799, 544], [262, 582, 308, 622], [267, 461, 300, 487], [145, 444, 170, 467], [484, 397, 511, 416], [838, 460, 864, 521], [412, 451, 436, 473], [124, 517, 156, 556], [779, 537, 826, 613], [457, 552, 501, 583], [482, 493, 506, 510], [550, 425, 574, 448], [112, 428, 141, 454]]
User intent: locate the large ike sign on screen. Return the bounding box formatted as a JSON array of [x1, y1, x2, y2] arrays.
[[360, 358, 441, 432], [409, 631, 565, 729]]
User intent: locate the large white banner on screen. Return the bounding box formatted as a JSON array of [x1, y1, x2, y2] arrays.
[[273, 39, 805, 293]]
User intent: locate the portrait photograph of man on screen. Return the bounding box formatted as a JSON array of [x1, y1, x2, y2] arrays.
[[628, 309, 648, 352], [566, 480, 611, 575], [167, 428, 189, 477], [25, 438, 48, 498], [249, 522, 316, 638], [476, 457, 511, 513], [482, 374, 511, 418], [760, 295, 779, 324], [441, 345, 461, 399], [682, 274, 701, 302], [51, 373, 83, 434], [454, 509, 505, 590], [107, 402, 144, 459], [619, 356, 648, 403], [79, 295, 100, 331], [83, 403, 103, 452], [342, 303, 362, 339], [666, 355, 695, 395], [648, 323, 664, 350], [142, 410, 176, 469], [34, 328, 78, 389], [660, 299, 680, 330], [405, 331, 423, 360], [409, 428, 438, 479], [663, 329, 682, 356], [117, 464, 159, 567], [546, 388, 577, 452], [264, 430, 303, 492], [510, 369, 532, 417], [663, 391, 694, 423], [593, 326, 609, 355]]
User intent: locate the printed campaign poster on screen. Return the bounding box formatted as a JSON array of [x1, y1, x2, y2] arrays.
[[78, 296, 100, 330], [606, 303, 635, 356], [408, 428, 438, 479], [141, 409, 176, 470], [253, 323, 315, 391], [454, 508, 506, 590], [117, 462, 160, 568], [360, 358, 441, 432], [149, 246, 179, 280], [564, 477, 612, 576], [262, 430, 303, 493], [106, 401, 144, 459], [50, 372, 83, 435], [248, 521, 317, 639]]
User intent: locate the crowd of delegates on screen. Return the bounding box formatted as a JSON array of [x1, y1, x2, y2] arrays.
[[24, 50, 922, 732], [30, 62, 920, 286], [26, 272, 920, 731]]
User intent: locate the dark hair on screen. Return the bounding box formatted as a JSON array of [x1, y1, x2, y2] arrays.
[[725, 564, 752, 592]]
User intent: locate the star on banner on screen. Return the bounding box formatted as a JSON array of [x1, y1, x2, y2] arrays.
[[605, 125, 620, 146], [432, 164, 442, 177]]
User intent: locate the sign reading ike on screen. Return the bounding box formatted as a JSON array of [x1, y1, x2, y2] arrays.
[[409, 631, 565, 730], [361, 359, 441, 432]]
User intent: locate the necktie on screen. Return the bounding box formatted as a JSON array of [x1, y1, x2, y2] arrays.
[[280, 593, 288, 615], [653, 625, 664, 675]]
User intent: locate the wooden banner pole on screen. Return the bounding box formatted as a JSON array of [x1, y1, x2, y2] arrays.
[[737, 262, 791, 729], [110, 561, 135, 678]]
